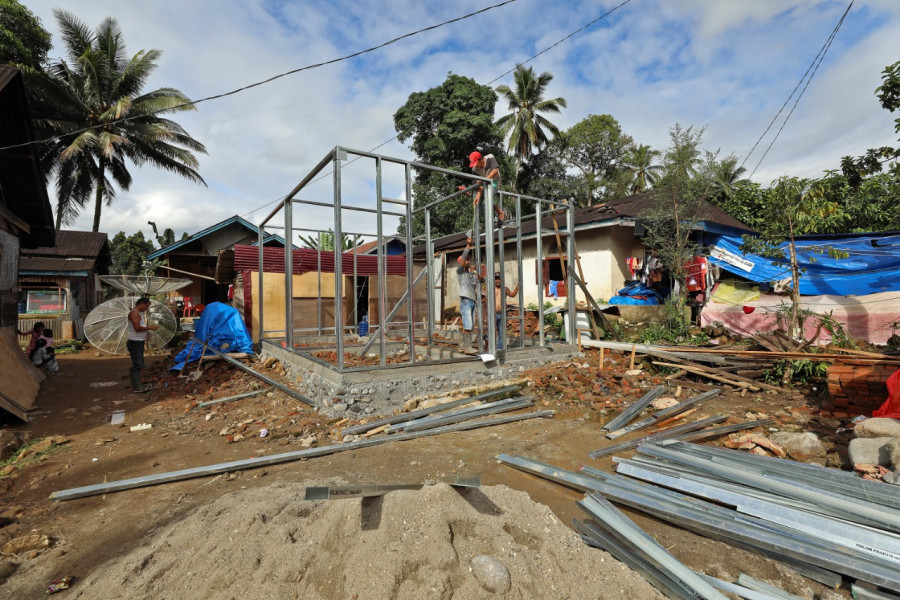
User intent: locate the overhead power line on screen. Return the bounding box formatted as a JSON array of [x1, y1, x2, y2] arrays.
[[1, 0, 520, 153], [741, 0, 855, 179], [241, 0, 636, 219]]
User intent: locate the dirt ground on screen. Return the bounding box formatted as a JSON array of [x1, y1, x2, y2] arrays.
[[0, 347, 852, 599]]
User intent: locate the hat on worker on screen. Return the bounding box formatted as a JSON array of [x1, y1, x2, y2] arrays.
[[468, 151, 482, 168], [493, 271, 501, 278]]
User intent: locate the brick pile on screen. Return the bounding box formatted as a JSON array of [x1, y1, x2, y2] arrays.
[[826, 360, 892, 416]]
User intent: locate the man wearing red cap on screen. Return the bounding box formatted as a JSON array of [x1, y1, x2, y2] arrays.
[[468, 150, 504, 221]]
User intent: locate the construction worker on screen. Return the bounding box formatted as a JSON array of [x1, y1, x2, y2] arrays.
[[468, 150, 504, 222], [456, 234, 483, 352], [493, 272, 519, 350]]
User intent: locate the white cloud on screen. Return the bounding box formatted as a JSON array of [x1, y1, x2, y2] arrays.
[[20, 0, 900, 241]]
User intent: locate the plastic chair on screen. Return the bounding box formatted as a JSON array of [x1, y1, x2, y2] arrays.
[[182, 297, 194, 317]]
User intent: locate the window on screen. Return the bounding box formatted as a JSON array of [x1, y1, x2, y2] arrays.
[[22, 289, 67, 314]]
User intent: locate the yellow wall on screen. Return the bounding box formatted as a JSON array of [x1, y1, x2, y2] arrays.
[[247, 271, 346, 341]]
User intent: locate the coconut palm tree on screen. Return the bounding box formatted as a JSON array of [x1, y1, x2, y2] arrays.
[[495, 65, 566, 190], [626, 144, 663, 193], [22, 10, 207, 231], [710, 155, 749, 202]]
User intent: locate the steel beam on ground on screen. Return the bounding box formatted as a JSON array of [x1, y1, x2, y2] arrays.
[[395, 397, 533, 433], [341, 384, 521, 436], [736, 574, 804, 600], [606, 389, 720, 440], [578, 493, 728, 599], [588, 414, 729, 459], [601, 385, 666, 432], [51, 411, 554, 501], [698, 574, 789, 600]]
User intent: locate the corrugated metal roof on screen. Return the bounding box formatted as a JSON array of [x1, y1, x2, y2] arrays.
[[23, 230, 109, 258], [19, 256, 96, 273], [233, 244, 409, 276], [0, 65, 55, 249]]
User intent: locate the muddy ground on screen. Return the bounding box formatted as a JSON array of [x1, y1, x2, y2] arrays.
[[0, 346, 852, 598]]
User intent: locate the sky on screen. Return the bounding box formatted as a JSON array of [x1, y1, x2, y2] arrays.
[[18, 0, 900, 244]]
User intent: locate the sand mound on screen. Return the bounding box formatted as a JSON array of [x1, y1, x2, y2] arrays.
[[68, 483, 663, 599]]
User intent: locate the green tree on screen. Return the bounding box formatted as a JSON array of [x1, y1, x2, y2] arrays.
[[147, 221, 176, 248], [642, 125, 711, 315], [562, 114, 633, 206], [815, 170, 900, 233], [298, 229, 360, 251], [495, 65, 567, 191], [21, 11, 207, 232], [0, 0, 51, 69], [516, 136, 580, 214], [109, 230, 155, 275], [625, 144, 663, 193], [841, 60, 900, 186], [740, 177, 846, 343], [709, 154, 749, 203], [394, 73, 507, 237], [713, 180, 770, 231]]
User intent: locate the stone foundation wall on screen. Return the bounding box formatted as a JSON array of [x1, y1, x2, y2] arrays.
[[826, 360, 892, 416], [260, 341, 580, 418]]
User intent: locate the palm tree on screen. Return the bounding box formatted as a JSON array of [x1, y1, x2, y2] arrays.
[[710, 156, 749, 202], [625, 144, 663, 193], [495, 65, 566, 190], [22, 11, 207, 232]]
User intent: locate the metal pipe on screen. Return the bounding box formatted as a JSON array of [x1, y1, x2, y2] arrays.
[[404, 162, 415, 364], [50, 409, 554, 501], [600, 385, 666, 432], [291, 198, 404, 218], [333, 147, 344, 371], [375, 157, 386, 366], [284, 196, 293, 349], [535, 201, 545, 347], [566, 199, 576, 344], [515, 195, 524, 349], [425, 206, 434, 351], [258, 224, 265, 343], [484, 183, 496, 354]]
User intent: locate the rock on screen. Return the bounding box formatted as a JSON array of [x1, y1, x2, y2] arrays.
[[300, 436, 317, 448], [854, 418, 900, 439], [470, 555, 511, 593], [0, 431, 31, 461], [332, 403, 347, 412], [0, 465, 16, 476], [884, 471, 900, 485], [0, 559, 18, 581], [769, 432, 827, 458], [650, 397, 678, 410], [624, 369, 643, 377], [848, 437, 897, 467], [889, 439, 900, 469], [2, 534, 49, 555]]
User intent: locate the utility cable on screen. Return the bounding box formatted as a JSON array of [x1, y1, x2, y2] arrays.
[[742, 0, 854, 178], [242, 0, 636, 220], [1, 0, 520, 153]]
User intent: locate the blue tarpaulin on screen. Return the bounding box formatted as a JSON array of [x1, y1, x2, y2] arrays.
[[704, 232, 900, 296], [608, 282, 662, 305], [170, 302, 254, 370]]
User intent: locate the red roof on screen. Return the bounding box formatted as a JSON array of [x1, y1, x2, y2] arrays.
[[233, 245, 409, 276]]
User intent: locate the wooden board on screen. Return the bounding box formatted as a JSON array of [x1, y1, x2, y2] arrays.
[[0, 326, 43, 420]]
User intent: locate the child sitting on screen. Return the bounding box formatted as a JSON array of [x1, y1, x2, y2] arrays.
[[31, 328, 58, 373], [18, 321, 44, 358]]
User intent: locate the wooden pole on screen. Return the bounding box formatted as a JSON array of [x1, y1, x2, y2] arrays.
[[599, 347, 605, 371], [629, 344, 636, 370]]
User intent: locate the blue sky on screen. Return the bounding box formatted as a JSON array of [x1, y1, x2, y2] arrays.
[[20, 0, 900, 242]]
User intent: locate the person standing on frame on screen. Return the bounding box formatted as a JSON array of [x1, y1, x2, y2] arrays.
[[128, 297, 158, 393], [456, 235, 483, 352], [468, 150, 504, 222]]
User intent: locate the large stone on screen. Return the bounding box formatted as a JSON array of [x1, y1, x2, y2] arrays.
[[854, 418, 900, 439], [847, 437, 897, 467], [470, 555, 511, 593], [0, 430, 31, 461], [884, 471, 900, 486], [2, 534, 49, 555], [769, 432, 827, 457]]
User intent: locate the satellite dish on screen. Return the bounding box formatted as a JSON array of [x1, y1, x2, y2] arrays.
[[84, 297, 177, 355], [100, 275, 192, 295]]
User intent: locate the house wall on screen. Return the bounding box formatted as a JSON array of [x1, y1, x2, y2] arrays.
[[0, 226, 19, 328], [366, 266, 427, 328], [441, 225, 645, 314], [244, 271, 349, 342]]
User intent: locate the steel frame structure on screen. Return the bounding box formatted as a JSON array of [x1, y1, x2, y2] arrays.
[[256, 146, 577, 373]]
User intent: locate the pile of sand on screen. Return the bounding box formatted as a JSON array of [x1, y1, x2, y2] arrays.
[[66, 483, 663, 599]]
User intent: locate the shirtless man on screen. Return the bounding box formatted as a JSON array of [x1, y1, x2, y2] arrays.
[[493, 272, 518, 350]]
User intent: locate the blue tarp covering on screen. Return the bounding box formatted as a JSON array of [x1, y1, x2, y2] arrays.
[[608, 282, 662, 305], [704, 232, 900, 296], [170, 302, 254, 370]]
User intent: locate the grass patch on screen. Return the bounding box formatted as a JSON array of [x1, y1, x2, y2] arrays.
[[0, 438, 69, 476]]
